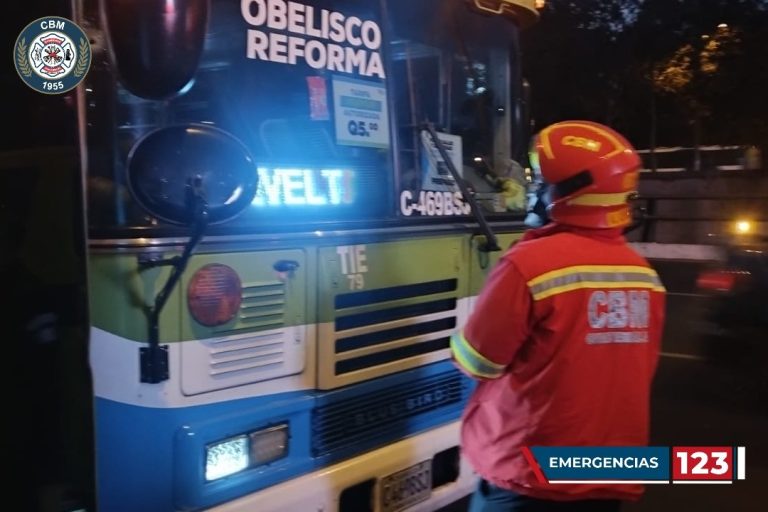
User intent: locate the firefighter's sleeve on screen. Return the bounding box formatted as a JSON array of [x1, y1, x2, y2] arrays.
[[450, 257, 531, 380]]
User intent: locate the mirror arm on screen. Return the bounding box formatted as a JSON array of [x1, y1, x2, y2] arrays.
[[422, 121, 501, 252], [139, 188, 209, 384]]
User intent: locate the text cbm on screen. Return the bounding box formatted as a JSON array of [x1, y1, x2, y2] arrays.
[[40, 19, 66, 30]]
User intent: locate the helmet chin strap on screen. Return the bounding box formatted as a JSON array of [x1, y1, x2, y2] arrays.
[[524, 182, 552, 228]]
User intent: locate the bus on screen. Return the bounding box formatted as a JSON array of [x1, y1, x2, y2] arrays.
[[10, 0, 541, 510]]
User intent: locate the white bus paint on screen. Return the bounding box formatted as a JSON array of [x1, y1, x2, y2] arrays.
[[89, 327, 316, 408]]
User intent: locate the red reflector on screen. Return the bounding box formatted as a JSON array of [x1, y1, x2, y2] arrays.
[[696, 270, 736, 292], [188, 264, 242, 326]]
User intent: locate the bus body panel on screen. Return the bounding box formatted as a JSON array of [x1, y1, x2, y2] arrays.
[[80, 0, 532, 508]]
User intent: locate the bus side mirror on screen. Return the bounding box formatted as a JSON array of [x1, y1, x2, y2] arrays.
[[125, 124, 257, 383], [127, 124, 258, 227], [101, 0, 209, 99]]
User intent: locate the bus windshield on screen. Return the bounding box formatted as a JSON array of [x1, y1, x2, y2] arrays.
[[85, 0, 527, 234]]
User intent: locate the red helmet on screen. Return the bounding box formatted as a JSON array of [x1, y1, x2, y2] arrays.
[[529, 120, 641, 228]]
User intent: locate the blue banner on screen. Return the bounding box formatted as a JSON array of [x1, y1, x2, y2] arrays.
[[529, 446, 670, 482]]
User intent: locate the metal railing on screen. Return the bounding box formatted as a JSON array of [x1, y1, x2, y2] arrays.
[[637, 146, 763, 174], [631, 195, 768, 243]]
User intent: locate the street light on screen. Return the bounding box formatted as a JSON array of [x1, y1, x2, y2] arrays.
[[734, 220, 753, 235]]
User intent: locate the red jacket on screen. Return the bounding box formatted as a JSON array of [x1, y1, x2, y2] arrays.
[[450, 223, 666, 501]]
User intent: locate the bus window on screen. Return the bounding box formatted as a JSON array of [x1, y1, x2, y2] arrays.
[[83, 0, 527, 234], [388, 0, 529, 218], [84, 0, 393, 233]]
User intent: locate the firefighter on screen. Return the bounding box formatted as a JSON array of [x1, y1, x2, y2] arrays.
[[451, 121, 666, 511]]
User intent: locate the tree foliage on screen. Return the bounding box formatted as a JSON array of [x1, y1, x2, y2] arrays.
[[522, 0, 768, 150]]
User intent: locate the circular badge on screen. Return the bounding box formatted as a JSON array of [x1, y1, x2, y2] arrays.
[[14, 17, 91, 95]]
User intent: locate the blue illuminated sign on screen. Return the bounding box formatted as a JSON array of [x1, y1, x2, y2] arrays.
[[252, 167, 354, 207]]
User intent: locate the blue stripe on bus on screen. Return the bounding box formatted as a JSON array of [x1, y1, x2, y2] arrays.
[[94, 360, 473, 511], [95, 390, 313, 512]]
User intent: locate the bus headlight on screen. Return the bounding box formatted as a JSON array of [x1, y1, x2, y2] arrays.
[[205, 424, 289, 482], [206, 435, 249, 481], [250, 425, 289, 466]]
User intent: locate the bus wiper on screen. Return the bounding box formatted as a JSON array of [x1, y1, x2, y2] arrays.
[[422, 121, 501, 252]]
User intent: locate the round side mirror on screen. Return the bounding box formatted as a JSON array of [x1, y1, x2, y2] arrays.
[[127, 125, 258, 225]]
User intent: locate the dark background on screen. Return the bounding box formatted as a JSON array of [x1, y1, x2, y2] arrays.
[[2, 1, 766, 511], [2, 1, 93, 511], [521, 0, 768, 153]]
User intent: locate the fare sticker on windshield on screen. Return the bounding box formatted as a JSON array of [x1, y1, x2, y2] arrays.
[[332, 76, 389, 149]]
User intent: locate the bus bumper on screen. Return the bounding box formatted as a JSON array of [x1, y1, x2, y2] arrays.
[[207, 421, 477, 512]]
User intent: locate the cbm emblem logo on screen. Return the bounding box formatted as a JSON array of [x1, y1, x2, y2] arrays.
[[14, 17, 91, 94]]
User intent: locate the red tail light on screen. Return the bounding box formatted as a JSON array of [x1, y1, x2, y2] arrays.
[[187, 264, 242, 326], [696, 269, 750, 292]]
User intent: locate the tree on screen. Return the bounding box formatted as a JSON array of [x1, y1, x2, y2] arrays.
[[522, 0, 768, 151], [521, 1, 639, 128]]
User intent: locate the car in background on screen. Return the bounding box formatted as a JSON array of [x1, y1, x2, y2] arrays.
[[696, 227, 768, 399]]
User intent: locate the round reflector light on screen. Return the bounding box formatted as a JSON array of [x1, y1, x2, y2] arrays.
[[188, 264, 242, 326]]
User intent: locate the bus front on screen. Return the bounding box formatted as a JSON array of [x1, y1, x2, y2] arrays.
[[81, 0, 538, 510]]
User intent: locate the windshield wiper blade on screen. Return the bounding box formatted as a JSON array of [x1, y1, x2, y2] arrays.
[[422, 121, 501, 252]]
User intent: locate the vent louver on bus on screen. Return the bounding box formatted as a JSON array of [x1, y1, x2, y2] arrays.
[[182, 279, 306, 396], [322, 279, 459, 386], [209, 281, 288, 376], [207, 331, 285, 376], [312, 368, 468, 459], [216, 281, 286, 335]]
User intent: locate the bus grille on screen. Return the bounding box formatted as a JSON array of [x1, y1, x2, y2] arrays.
[[331, 279, 458, 378], [312, 368, 467, 458]]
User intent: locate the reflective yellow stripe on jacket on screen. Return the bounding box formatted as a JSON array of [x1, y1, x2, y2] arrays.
[[527, 265, 665, 301], [450, 330, 506, 379]]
